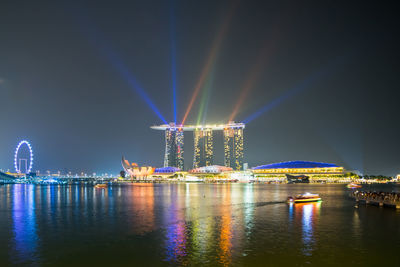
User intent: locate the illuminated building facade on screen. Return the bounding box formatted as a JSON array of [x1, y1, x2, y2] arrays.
[[193, 129, 213, 168], [164, 126, 184, 169], [224, 126, 244, 171], [252, 161, 344, 174], [151, 122, 244, 171], [190, 165, 232, 174], [121, 156, 155, 178]]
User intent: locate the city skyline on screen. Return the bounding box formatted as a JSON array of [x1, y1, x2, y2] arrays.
[[0, 1, 399, 175], [2, 2, 400, 266]]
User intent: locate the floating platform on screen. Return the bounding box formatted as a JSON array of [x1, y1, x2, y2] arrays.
[[351, 191, 400, 209]]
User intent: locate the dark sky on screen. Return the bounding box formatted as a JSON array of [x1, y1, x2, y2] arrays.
[[1, 0, 399, 175]]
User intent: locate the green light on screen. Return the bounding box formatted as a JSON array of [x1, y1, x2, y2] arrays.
[[196, 65, 216, 125]]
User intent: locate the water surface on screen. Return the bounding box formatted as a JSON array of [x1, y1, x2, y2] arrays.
[[0, 183, 399, 266]]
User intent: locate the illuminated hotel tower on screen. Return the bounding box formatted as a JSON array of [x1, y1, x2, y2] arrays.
[[164, 126, 184, 169], [223, 126, 244, 170], [151, 122, 244, 171], [193, 129, 213, 168]]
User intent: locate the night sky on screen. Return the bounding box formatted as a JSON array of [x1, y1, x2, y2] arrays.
[[1, 0, 399, 175]]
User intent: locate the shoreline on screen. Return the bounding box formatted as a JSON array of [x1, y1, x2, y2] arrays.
[[1, 180, 397, 185]]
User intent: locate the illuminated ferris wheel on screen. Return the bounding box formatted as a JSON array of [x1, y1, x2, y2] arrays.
[[14, 140, 34, 174]]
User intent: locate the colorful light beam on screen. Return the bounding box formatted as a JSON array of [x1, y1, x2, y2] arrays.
[[73, 9, 168, 124], [242, 85, 302, 124], [181, 0, 240, 125], [196, 65, 216, 125], [228, 18, 286, 123], [242, 60, 342, 124], [228, 41, 277, 122], [170, 0, 178, 123], [106, 50, 168, 124]]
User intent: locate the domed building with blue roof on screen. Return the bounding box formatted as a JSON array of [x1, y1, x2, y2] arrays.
[[154, 167, 181, 174], [151, 167, 182, 178], [252, 161, 344, 175]]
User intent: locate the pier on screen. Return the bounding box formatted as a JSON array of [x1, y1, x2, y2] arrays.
[[351, 191, 400, 209]]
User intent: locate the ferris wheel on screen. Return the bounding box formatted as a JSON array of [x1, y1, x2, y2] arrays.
[[14, 140, 34, 174]]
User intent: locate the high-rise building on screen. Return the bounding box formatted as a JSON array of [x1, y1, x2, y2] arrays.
[[151, 122, 244, 171], [224, 126, 244, 170], [163, 125, 184, 169], [193, 128, 213, 168]]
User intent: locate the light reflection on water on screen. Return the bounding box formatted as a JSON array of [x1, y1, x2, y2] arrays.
[[11, 184, 38, 265], [218, 185, 232, 266], [132, 185, 155, 234], [0, 183, 400, 266], [243, 184, 254, 248], [300, 202, 321, 256], [164, 186, 187, 264]]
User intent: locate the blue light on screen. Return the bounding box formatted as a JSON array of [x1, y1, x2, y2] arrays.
[[106, 51, 168, 124], [242, 85, 303, 124], [12, 185, 38, 262], [155, 166, 181, 173], [242, 59, 342, 124], [288, 202, 294, 221], [75, 11, 168, 124], [302, 203, 313, 246]]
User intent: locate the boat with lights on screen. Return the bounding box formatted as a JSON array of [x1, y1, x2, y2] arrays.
[[287, 193, 321, 203], [347, 182, 361, 189], [94, 184, 107, 189], [286, 174, 310, 184]]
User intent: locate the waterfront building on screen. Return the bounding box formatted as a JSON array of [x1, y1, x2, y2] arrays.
[[228, 170, 254, 182], [163, 124, 184, 169], [193, 128, 213, 168], [151, 122, 245, 170], [151, 167, 182, 179], [190, 165, 233, 174], [154, 166, 181, 174], [224, 126, 244, 171], [252, 161, 344, 175], [121, 157, 155, 178], [251, 161, 347, 183]]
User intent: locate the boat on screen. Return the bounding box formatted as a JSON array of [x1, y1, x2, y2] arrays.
[[287, 193, 321, 203], [94, 184, 107, 189], [347, 182, 361, 189], [286, 174, 310, 184]]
